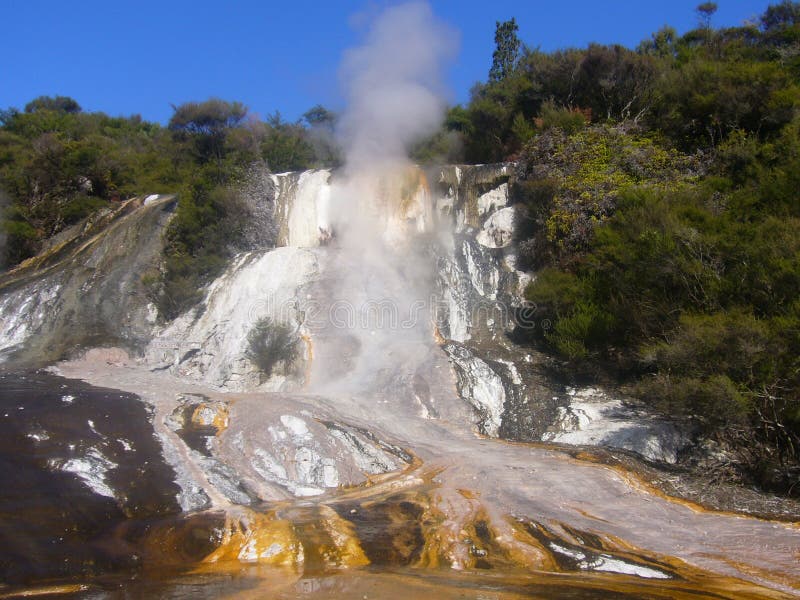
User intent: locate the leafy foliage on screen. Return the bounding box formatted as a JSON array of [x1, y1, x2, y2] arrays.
[[442, 2, 800, 162], [24, 95, 82, 114], [514, 125, 702, 268], [499, 2, 800, 491], [0, 97, 340, 275], [246, 317, 299, 379], [489, 18, 521, 83]]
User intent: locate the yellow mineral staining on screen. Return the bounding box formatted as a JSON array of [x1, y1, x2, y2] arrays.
[[117, 444, 793, 599], [718, 558, 800, 596], [400, 487, 557, 573], [432, 323, 446, 345], [397, 167, 430, 215], [0, 584, 91, 598], [413, 504, 448, 569], [456, 488, 479, 500], [366, 166, 433, 236], [302, 505, 369, 568], [487, 515, 556, 572], [199, 509, 303, 569], [125, 479, 792, 600], [170, 505, 370, 576], [190, 401, 230, 433], [569, 505, 611, 523], [414, 488, 492, 570]]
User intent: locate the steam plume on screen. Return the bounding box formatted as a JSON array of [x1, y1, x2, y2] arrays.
[[337, 1, 457, 172], [311, 2, 458, 393]]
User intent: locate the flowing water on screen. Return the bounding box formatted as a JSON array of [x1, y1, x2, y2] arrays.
[[0, 168, 798, 598]]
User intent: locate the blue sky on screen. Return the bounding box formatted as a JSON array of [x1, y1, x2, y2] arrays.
[[1, 1, 772, 124]]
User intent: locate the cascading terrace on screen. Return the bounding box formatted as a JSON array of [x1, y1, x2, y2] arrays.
[[0, 163, 798, 597]]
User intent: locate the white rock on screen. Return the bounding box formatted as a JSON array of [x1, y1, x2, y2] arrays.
[[59, 448, 116, 498], [544, 388, 690, 463], [146, 247, 318, 391], [477, 207, 515, 249], [280, 415, 310, 438], [446, 345, 505, 437], [477, 183, 508, 216]]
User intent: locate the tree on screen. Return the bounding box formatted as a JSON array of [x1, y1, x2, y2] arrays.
[[489, 18, 521, 83], [168, 98, 246, 136], [638, 26, 679, 58], [302, 105, 336, 129], [24, 96, 81, 114], [697, 2, 718, 29], [168, 98, 247, 164], [761, 1, 800, 31], [261, 112, 315, 172]]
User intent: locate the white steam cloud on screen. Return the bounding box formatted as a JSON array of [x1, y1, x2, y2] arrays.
[[337, 1, 458, 172], [310, 2, 458, 394]]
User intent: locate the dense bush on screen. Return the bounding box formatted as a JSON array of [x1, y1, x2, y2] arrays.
[[0, 96, 340, 272], [521, 134, 800, 490], [444, 3, 800, 163], [512, 126, 703, 269], [496, 3, 800, 490], [246, 317, 299, 379]]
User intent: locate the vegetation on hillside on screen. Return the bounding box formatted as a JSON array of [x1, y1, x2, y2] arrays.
[[0, 96, 340, 316], [437, 2, 799, 492], [1, 1, 798, 493]]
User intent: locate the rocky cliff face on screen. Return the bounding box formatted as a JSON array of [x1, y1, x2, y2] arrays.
[[0, 167, 687, 461], [0, 196, 174, 364], [1, 167, 796, 597], [428, 164, 566, 440]]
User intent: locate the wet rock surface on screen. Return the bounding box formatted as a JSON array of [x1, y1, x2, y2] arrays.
[[0, 167, 798, 598], [0, 197, 175, 365], [146, 247, 319, 392], [0, 371, 180, 584]]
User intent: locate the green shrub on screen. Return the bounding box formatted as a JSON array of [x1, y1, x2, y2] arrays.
[[246, 317, 299, 378], [154, 181, 251, 320], [636, 374, 750, 429], [61, 195, 108, 225], [524, 268, 588, 317], [2, 216, 37, 266], [537, 101, 587, 134], [545, 301, 615, 360], [511, 179, 559, 269]]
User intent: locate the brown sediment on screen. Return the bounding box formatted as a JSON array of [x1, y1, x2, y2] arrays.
[[568, 450, 800, 527], [120, 481, 793, 600], [0, 584, 91, 598]]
